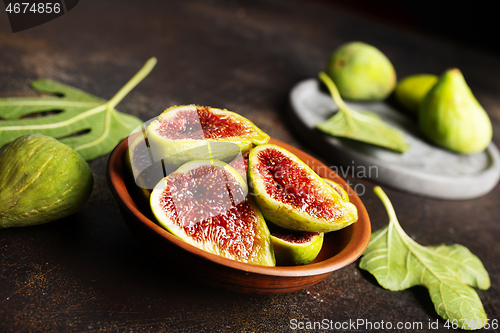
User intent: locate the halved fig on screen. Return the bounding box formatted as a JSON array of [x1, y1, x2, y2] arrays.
[[247, 144, 358, 233], [269, 223, 324, 266], [228, 152, 249, 182], [125, 130, 167, 200], [150, 159, 275, 266], [322, 177, 349, 202], [146, 105, 269, 168]]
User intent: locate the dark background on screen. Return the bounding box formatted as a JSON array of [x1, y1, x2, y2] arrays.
[[4, 1, 499, 57], [314, 0, 499, 58], [1, 1, 499, 332]]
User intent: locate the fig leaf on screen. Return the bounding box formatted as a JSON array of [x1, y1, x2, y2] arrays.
[[315, 72, 409, 153], [360, 186, 490, 330], [0, 57, 157, 160]]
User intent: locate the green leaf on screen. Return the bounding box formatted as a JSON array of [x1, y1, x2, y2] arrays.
[[315, 72, 410, 153], [0, 57, 157, 160], [360, 186, 490, 330]]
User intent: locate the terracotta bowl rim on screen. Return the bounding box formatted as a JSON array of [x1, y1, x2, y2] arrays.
[[106, 135, 371, 278]]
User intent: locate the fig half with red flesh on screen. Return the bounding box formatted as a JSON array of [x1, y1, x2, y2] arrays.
[[322, 177, 349, 202], [248, 144, 358, 233], [125, 130, 168, 201], [228, 152, 249, 182], [269, 223, 324, 266], [146, 105, 269, 169], [150, 159, 275, 266]]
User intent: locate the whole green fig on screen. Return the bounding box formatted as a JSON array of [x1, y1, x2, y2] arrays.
[[419, 68, 492, 154], [394, 74, 438, 113], [0, 134, 94, 228], [325, 41, 396, 101]]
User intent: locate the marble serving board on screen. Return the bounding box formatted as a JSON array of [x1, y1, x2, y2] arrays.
[[288, 78, 500, 200]]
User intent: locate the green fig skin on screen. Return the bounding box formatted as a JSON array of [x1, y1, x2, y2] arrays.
[[394, 74, 438, 113], [125, 131, 166, 202], [270, 226, 324, 266], [325, 41, 396, 101], [0, 134, 93, 228], [247, 144, 358, 233], [418, 68, 492, 154], [322, 178, 349, 202]]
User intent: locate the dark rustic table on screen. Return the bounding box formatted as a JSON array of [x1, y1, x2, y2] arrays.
[[1, 1, 499, 332]]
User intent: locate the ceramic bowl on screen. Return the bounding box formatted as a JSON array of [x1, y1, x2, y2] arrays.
[[107, 136, 371, 294]]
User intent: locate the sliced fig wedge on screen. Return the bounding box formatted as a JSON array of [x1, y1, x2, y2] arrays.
[[228, 152, 249, 183], [146, 105, 269, 168], [269, 223, 324, 266], [125, 130, 167, 200], [247, 144, 358, 233], [150, 159, 275, 266], [322, 177, 349, 202]]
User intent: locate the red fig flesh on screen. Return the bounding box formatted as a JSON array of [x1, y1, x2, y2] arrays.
[[146, 105, 269, 168], [150, 159, 275, 266], [247, 144, 358, 232]]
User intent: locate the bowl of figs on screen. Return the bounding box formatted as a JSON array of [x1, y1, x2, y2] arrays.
[[107, 105, 371, 294]]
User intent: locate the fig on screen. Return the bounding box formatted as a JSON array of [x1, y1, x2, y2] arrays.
[[322, 178, 349, 202], [419, 68, 492, 154], [146, 105, 269, 168], [325, 41, 396, 101], [228, 152, 249, 182], [125, 130, 167, 200], [394, 74, 438, 113], [247, 144, 358, 233], [0, 134, 93, 228], [150, 159, 275, 266], [269, 223, 324, 266]]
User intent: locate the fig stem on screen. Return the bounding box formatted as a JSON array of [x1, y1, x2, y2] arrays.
[[373, 186, 399, 228], [318, 72, 351, 114], [107, 57, 158, 110], [74, 57, 156, 153]]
